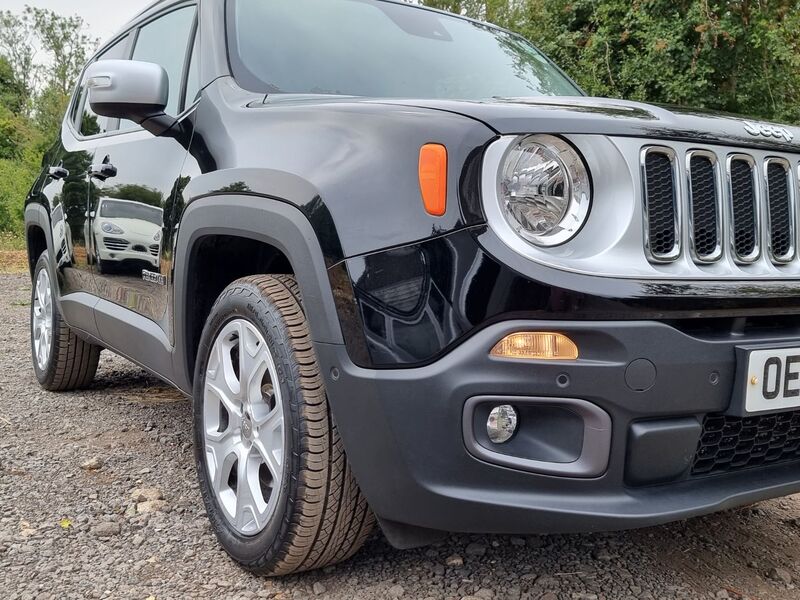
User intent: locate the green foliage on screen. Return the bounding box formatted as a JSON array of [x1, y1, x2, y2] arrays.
[[105, 184, 164, 208], [0, 5, 95, 234], [0, 142, 41, 231], [421, 0, 800, 123]]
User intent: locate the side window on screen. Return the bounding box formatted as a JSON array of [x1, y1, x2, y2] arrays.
[[184, 30, 201, 110], [76, 36, 130, 137], [131, 6, 197, 117]]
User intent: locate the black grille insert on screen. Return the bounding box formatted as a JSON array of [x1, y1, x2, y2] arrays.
[[729, 158, 758, 260], [766, 161, 793, 261], [644, 151, 678, 259], [692, 411, 800, 476], [688, 154, 719, 260]]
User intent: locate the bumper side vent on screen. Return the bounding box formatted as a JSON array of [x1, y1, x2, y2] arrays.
[[642, 148, 679, 261], [687, 153, 721, 261], [728, 156, 759, 262], [765, 159, 795, 262]]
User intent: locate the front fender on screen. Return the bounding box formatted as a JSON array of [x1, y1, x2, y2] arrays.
[[172, 193, 346, 388]]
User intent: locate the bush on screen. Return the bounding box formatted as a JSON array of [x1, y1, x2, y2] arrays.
[[0, 145, 40, 233]]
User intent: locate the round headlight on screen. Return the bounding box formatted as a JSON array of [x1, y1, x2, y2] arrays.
[[498, 135, 591, 247]]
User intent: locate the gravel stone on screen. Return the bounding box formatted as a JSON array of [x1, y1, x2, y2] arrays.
[[130, 487, 164, 502], [91, 522, 121, 537], [768, 567, 793, 584], [445, 554, 464, 567], [136, 500, 169, 514], [80, 457, 104, 471], [465, 543, 486, 557]]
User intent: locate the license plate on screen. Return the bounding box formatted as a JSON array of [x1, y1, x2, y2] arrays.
[[745, 348, 800, 413]]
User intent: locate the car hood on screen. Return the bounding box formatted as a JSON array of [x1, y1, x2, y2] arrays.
[[373, 96, 800, 152]]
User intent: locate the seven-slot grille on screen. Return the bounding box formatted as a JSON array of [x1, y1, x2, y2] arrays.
[[642, 147, 797, 265]]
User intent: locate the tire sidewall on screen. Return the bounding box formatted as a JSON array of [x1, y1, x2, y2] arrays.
[[192, 282, 302, 566]]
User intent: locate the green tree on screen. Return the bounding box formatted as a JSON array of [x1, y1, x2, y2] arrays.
[[0, 55, 26, 114], [0, 5, 95, 233], [421, 0, 800, 124]]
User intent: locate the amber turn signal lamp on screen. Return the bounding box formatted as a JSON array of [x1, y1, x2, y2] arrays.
[[490, 332, 579, 360], [419, 143, 448, 216]]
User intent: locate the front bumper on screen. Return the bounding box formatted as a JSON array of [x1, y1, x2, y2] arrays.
[[316, 319, 800, 535]]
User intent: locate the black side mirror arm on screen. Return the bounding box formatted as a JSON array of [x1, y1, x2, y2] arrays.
[[139, 112, 193, 147]]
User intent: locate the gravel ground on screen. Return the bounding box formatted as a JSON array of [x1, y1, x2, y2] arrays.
[[3, 272, 800, 600]]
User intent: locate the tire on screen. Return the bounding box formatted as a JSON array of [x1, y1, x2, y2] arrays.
[[30, 251, 101, 391], [193, 275, 374, 576]]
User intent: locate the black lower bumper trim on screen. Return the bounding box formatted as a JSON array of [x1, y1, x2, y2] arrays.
[[315, 319, 800, 534]]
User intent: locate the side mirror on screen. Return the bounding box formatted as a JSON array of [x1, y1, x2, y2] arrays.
[[86, 59, 176, 136]]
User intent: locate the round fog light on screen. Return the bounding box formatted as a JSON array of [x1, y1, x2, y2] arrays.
[[487, 405, 518, 444]]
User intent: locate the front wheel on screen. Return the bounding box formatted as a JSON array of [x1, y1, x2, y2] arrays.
[[30, 251, 101, 391], [193, 275, 374, 576]]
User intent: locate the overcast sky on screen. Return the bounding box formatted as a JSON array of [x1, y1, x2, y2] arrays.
[[5, 0, 154, 47]]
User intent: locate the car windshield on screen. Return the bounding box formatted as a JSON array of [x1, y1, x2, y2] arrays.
[[99, 200, 162, 225], [227, 0, 582, 100]]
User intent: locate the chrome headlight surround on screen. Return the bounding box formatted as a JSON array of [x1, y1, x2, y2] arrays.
[[494, 134, 591, 247]]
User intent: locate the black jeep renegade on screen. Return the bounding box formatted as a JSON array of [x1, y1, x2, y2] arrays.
[[24, 0, 800, 576]]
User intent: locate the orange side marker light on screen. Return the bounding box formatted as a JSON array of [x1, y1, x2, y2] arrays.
[[419, 143, 448, 216]]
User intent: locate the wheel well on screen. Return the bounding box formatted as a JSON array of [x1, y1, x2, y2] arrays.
[[184, 235, 294, 379], [26, 225, 47, 277]]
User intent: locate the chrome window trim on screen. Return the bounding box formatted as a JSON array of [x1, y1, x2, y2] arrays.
[[764, 157, 796, 264], [640, 146, 681, 263], [685, 149, 723, 264], [726, 153, 761, 264]]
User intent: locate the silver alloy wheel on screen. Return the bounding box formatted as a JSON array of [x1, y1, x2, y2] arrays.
[[203, 319, 285, 536], [32, 267, 53, 370]]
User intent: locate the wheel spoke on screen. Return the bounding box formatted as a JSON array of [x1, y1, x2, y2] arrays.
[[253, 437, 281, 482], [205, 339, 243, 419], [235, 449, 261, 532], [239, 329, 269, 405], [35, 276, 44, 306], [205, 429, 239, 494]]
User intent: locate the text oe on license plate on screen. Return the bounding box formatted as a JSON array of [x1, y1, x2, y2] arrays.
[[746, 348, 800, 413]]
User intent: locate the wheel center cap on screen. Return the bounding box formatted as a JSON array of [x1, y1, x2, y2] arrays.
[[242, 415, 253, 441]]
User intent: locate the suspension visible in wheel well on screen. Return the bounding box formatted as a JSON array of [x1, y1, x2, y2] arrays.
[[184, 235, 294, 379], [26, 225, 47, 277]]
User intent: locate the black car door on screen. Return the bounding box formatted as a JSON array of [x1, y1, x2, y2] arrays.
[[88, 4, 198, 337]]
